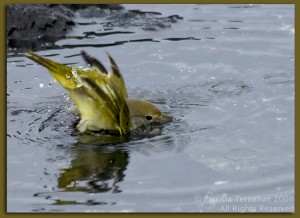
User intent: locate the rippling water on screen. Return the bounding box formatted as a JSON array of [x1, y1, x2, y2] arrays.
[[7, 4, 294, 212]]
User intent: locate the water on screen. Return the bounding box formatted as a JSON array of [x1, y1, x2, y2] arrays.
[[7, 4, 294, 212]]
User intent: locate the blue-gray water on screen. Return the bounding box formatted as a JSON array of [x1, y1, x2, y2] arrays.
[[7, 4, 294, 212]]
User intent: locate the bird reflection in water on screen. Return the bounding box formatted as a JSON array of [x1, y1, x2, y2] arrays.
[[57, 123, 172, 194], [57, 141, 129, 194]]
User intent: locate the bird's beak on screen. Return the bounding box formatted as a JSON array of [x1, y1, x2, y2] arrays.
[[160, 113, 173, 123]]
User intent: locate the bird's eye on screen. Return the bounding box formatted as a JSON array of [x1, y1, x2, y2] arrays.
[[145, 115, 153, 121]]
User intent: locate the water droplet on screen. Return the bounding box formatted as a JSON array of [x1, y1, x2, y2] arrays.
[[39, 83, 44, 88], [71, 66, 83, 87]]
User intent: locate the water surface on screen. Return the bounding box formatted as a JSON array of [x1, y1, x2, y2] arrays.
[[7, 4, 294, 212]]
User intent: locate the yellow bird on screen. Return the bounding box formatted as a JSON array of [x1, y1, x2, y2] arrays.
[[26, 51, 173, 135]]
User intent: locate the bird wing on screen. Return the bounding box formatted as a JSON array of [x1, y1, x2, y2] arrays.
[[26, 51, 131, 135]]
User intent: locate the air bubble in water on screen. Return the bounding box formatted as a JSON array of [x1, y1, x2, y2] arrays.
[[48, 81, 54, 87]]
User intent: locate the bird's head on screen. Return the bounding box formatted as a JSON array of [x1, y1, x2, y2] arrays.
[[126, 98, 173, 130]]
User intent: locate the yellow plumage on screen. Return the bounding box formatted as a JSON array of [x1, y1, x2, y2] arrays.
[[26, 51, 172, 135]]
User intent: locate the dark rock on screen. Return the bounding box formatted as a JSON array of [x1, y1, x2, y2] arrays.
[[77, 6, 117, 18], [64, 4, 124, 11], [6, 4, 183, 51], [6, 4, 125, 50], [7, 4, 75, 50], [104, 10, 183, 31]]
